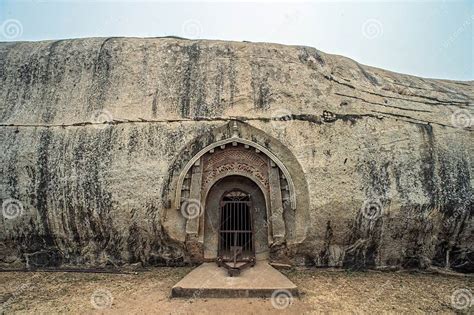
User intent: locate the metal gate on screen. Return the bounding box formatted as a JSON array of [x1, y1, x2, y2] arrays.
[[217, 190, 255, 275]]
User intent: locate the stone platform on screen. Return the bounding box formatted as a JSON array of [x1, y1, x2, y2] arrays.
[[171, 261, 298, 298]]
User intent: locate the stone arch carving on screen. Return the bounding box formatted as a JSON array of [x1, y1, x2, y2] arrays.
[[180, 139, 289, 246], [174, 136, 297, 211], [162, 120, 310, 261], [202, 172, 270, 213]]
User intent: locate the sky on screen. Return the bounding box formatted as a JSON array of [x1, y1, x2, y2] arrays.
[[0, 0, 472, 81]]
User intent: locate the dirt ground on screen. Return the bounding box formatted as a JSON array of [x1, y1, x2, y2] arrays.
[[0, 267, 472, 314]]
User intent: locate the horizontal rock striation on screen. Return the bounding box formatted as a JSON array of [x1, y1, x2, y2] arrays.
[[0, 37, 472, 272]]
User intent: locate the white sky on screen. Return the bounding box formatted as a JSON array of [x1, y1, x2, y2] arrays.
[[0, 0, 472, 80]]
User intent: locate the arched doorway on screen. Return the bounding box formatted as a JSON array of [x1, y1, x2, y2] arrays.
[[204, 175, 269, 261], [161, 121, 311, 263]]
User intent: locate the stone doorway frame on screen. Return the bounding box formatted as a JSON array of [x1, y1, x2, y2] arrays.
[[204, 175, 269, 261], [177, 135, 295, 251], [162, 121, 310, 262]]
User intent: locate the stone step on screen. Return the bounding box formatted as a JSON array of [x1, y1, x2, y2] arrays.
[[171, 261, 298, 298]]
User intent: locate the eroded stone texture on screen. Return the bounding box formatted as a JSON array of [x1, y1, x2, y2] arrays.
[[0, 38, 472, 272]]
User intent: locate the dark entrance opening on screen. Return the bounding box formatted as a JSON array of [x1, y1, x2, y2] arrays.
[[218, 190, 255, 260], [204, 175, 269, 262]]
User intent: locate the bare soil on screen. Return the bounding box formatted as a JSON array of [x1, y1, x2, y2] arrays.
[[0, 267, 472, 314]]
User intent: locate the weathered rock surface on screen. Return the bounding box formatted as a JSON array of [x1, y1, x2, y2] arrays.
[[0, 37, 472, 272]]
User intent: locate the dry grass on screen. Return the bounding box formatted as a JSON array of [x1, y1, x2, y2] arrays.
[[286, 268, 473, 313], [0, 267, 472, 314]]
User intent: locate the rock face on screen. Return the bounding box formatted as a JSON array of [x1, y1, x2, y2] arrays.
[[0, 37, 472, 272]]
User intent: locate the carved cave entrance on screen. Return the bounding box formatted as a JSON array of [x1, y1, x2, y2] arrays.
[[178, 139, 294, 263], [172, 122, 306, 267]]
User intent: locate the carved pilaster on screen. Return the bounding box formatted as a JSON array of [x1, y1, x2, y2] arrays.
[[185, 160, 203, 235], [268, 161, 285, 241]]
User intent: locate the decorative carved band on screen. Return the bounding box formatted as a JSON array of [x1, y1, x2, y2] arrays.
[[174, 136, 297, 210], [202, 146, 270, 191]]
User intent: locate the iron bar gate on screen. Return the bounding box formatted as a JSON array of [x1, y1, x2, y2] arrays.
[[217, 191, 256, 276]]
